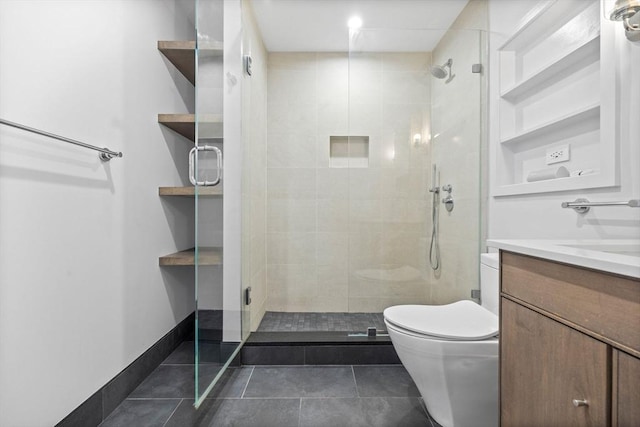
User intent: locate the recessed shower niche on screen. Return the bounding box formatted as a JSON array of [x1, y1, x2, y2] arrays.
[[329, 135, 369, 168]]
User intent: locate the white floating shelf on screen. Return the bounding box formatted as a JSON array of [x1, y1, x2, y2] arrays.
[[500, 103, 600, 146], [501, 34, 600, 101], [493, 173, 613, 197], [499, 0, 593, 52]]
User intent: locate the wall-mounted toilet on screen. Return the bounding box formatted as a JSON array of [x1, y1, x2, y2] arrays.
[[383, 253, 499, 427]]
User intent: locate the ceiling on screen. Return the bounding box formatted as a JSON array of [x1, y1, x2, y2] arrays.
[[250, 0, 470, 52]]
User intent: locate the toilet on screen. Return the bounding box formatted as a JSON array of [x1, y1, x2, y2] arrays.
[[383, 253, 499, 427]]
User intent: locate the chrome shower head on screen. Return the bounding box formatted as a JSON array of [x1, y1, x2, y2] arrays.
[[430, 58, 453, 80], [430, 65, 447, 79]]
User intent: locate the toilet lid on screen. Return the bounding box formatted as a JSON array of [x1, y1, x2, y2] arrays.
[[383, 301, 499, 340]]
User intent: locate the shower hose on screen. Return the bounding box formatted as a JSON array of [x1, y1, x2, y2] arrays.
[[429, 189, 440, 270]]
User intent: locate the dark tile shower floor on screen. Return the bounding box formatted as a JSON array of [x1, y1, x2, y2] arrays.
[[99, 342, 442, 427], [257, 312, 387, 332]]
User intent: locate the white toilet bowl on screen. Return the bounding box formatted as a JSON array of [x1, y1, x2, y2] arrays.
[[383, 254, 499, 427]]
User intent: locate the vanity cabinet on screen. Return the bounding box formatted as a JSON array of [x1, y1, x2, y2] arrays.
[[614, 350, 640, 426], [499, 251, 640, 427]]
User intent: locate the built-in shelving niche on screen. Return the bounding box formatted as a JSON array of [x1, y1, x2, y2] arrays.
[[157, 39, 224, 267], [493, 0, 618, 197]]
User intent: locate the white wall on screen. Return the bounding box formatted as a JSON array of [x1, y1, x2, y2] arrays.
[[488, 0, 640, 240], [0, 1, 196, 425]]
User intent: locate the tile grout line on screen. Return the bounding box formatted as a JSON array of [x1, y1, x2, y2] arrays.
[[125, 397, 185, 401], [218, 396, 302, 400], [351, 365, 360, 398], [258, 312, 386, 332], [161, 398, 183, 427], [160, 363, 197, 366], [240, 366, 255, 399]]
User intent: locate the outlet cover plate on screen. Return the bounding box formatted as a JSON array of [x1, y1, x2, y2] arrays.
[[546, 144, 570, 165]]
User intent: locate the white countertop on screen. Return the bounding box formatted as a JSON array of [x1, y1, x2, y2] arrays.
[[486, 239, 640, 279]]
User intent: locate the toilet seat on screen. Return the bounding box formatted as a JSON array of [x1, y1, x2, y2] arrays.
[[383, 301, 499, 340]]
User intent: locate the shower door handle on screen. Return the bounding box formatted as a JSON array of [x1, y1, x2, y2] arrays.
[[189, 145, 222, 186]]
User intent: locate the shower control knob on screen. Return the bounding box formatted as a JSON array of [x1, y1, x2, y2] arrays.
[[572, 399, 588, 407], [442, 196, 454, 212]]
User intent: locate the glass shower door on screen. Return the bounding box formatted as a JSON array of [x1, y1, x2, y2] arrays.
[[347, 27, 486, 313], [193, 0, 242, 407], [347, 28, 433, 315]]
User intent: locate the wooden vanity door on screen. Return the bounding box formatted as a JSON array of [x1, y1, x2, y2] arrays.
[[501, 299, 609, 426], [613, 350, 640, 426]]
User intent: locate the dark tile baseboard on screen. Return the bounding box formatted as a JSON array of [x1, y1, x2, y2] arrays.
[[56, 312, 195, 427], [242, 332, 401, 365]]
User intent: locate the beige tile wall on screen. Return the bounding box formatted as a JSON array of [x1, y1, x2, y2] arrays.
[[266, 51, 433, 313], [194, 0, 487, 335]]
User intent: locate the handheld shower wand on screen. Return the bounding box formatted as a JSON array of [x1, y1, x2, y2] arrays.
[[428, 165, 440, 271]]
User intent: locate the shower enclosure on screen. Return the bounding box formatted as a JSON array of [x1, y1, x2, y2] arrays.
[[148, 0, 486, 408], [247, 22, 487, 333]]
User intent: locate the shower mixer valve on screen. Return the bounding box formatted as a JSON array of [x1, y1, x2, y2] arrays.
[[441, 184, 454, 212]]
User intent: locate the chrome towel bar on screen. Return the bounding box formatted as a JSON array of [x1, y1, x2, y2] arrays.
[[0, 118, 123, 161], [562, 198, 640, 214]]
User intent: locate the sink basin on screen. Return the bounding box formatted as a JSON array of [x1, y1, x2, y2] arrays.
[[558, 242, 640, 257]]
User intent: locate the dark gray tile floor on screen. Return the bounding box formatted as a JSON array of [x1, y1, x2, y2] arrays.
[[99, 343, 443, 427], [257, 312, 387, 332]]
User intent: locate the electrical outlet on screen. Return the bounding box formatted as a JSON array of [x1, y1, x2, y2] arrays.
[[546, 145, 570, 165]]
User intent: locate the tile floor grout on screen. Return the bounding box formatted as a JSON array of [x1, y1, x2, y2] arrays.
[[132, 396, 434, 401], [125, 398, 184, 401], [160, 399, 182, 427], [257, 311, 387, 332], [103, 347, 439, 427], [351, 365, 360, 398], [240, 366, 255, 399]]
